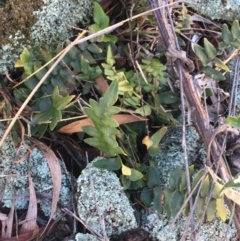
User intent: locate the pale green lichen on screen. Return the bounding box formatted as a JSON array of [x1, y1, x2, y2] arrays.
[[145, 123, 237, 240], [77, 157, 138, 236], [188, 0, 240, 21], [141, 213, 237, 241], [0, 123, 74, 218], [152, 125, 205, 185], [75, 233, 100, 241], [0, 0, 93, 73]]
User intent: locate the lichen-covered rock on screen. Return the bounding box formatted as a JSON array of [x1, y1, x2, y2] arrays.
[[75, 233, 100, 241], [188, 0, 240, 21], [0, 123, 73, 218], [0, 0, 93, 73], [77, 157, 138, 236], [141, 213, 237, 241], [144, 125, 237, 240], [152, 126, 205, 185]]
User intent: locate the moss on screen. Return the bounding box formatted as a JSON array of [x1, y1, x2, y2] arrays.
[[0, 0, 93, 73], [0, 0, 43, 46]]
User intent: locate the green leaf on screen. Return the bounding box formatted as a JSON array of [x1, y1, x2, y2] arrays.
[[123, 96, 140, 107], [216, 198, 227, 221], [222, 24, 233, 44], [142, 84, 160, 92], [135, 105, 151, 116], [150, 127, 167, 148], [163, 189, 174, 217], [20, 47, 30, 63], [100, 80, 118, 108], [222, 173, 240, 190], [140, 187, 153, 206], [93, 158, 122, 170], [226, 116, 240, 128], [24, 76, 38, 90], [50, 109, 61, 130], [93, 2, 109, 28], [89, 99, 105, 117], [203, 38, 217, 60], [128, 179, 146, 190], [84, 108, 99, 124], [179, 165, 195, 192], [194, 43, 209, 66], [105, 106, 121, 116], [34, 62, 48, 81], [203, 66, 225, 81], [52, 87, 75, 110], [231, 20, 240, 39], [33, 108, 53, 124], [147, 162, 161, 188], [171, 190, 185, 216], [153, 187, 164, 213], [84, 137, 123, 156], [231, 39, 240, 49], [212, 182, 223, 199], [100, 115, 119, 127], [118, 79, 133, 94], [121, 175, 131, 190], [169, 166, 182, 190], [106, 45, 115, 67], [13, 88, 31, 102], [183, 193, 190, 217], [214, 57, 230, 71], [87, 42, 103, 53], [130, 168, 143, 181], [39, 98, 51, 112], [192, 169, 204, 195], [195, 196, 206, 219], [37, 124, 48, 139], [82, 126, 101, 137], [206, 199, 216, 222], [200, 175, 210, 197], [158, 91, 179, 104]]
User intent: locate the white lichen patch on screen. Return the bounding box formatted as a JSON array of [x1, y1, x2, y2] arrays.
[[75, 233, 100, 241], [141, 213, 237, 241], [152, 126, 205, 185], [31, 0, 93, 45], [188, 0, 240, 21], [77, 157, 138, 236], [0, 123, 73, 218]]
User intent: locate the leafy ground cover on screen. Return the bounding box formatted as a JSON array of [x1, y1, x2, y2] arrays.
[[1, 0, 240, 240]]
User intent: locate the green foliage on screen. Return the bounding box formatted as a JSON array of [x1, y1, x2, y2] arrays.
[[82, 80, 126, 156], [152, 166, 228, 222], [12, 2, 175, 201], [89, 2, 117, 43], [32, 86, 75, 131], [93, 156, 144, 184], [175, 3, 192, 31], [14, 1, 170, 136], [193, 20, 240, 82], [226, 116, 240, 128]]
